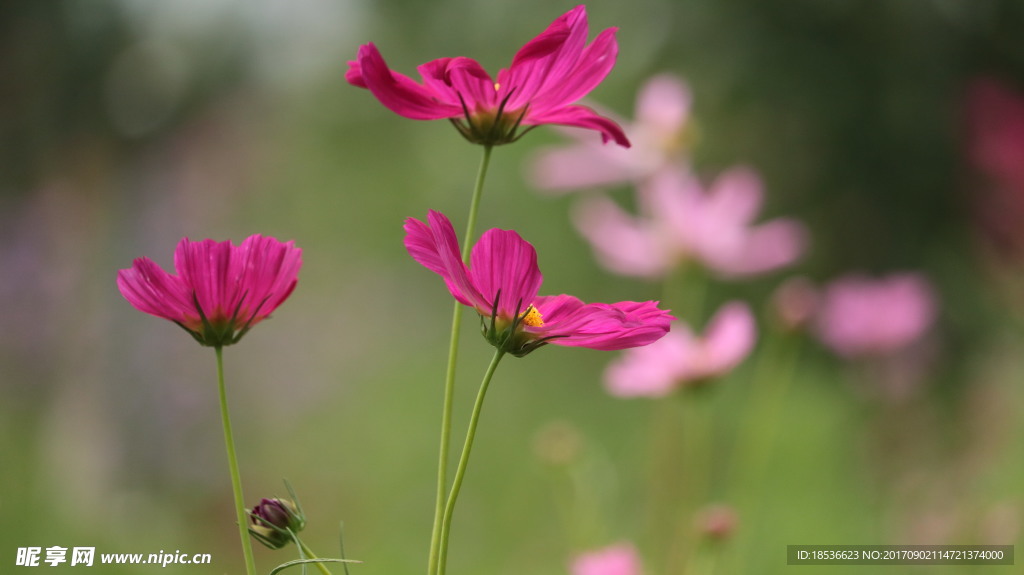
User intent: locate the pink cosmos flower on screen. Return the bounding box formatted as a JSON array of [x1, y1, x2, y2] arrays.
[[531, 73, 692, 191], [571, 543, 642, 575], [346, 6, 629, 147], [117, 234, 302, 347], [605, 302, 756, 397], [573, 166, 807, 279], [813, 273, 936, 358], [404, 210, 672, 356]]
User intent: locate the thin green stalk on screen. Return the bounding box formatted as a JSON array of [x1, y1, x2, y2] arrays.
[[297, 538, 334, 575], [427, 145, 494, 575], [215, 346, 257, 575], [461, 145, 493, 261], [436, 350, 506, 575]]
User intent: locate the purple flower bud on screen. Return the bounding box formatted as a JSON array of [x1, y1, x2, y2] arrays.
[[248, 498, 305, 550]]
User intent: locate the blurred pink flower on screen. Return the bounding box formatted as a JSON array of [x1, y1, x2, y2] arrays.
[[346, 6, 629, 147], [964, 78, 1024, 258], [117, 235, 302, 347], [571, 543, 642, 575], [813, 273, 936, 358], [966, 78, 1024, 189], [605, 302, 756, 397], [573, 166, 807, 279], [404, 210, 673, 356], [771, 276, 819, 331], [530, 73, 692, 191]]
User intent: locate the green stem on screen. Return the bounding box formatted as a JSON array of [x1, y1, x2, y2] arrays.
[[214, 346, 257, 575], [461, 145, 493, 261], [436, 349, 505, 575], [427, 145, 494, 575], [297, 538, 334, 575]]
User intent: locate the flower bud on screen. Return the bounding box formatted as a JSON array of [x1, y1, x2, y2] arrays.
[[248, 498, 305, 550], [694, 504, 738, 541]]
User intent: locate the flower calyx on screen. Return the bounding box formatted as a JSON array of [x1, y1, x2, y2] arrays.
[[480, 290, 563, 357]]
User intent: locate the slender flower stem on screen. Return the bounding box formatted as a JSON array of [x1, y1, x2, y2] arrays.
[[428, 145, 495, 575], [436, 349, 506, 575], [214, 346, 257, 575], [296, 538, 334, 575], [461, 145, 493, 261]]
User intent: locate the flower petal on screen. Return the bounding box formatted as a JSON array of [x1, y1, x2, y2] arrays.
[[469, 228, 543, 318], [572, 196, 669, 278], [700, 302, 756, 375], [117, 257, 194, 324], [403, 211, 488, 311], [502, 6, 584, 109], [604, 329, 693, 398], [526, 104, 630, 146], [535, 297, 673, 350], [350, 43, 462, 120], [532, 27, 620, 111]]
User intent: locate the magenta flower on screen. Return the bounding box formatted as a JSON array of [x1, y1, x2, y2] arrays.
[[813, 273, 936, 358], [573, 166, 807, 279], [571, 543, 642, 575], [964, 78, 1024, 258], [346, 6, 629, 147], [531, 73, 692, 192], [605, 302, 756, 397], [404, 210, 672, 356], [117, 235, 302, 347]]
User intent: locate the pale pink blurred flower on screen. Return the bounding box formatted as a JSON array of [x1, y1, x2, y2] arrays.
[[530, 74, 692, 191], [573, 166, 807, 279], [571, 543, 642, 575], [694, 503, 739, 541], [771, 276, 819, 331], [605, 302, 756, 397], [813, 273, 936, 358]]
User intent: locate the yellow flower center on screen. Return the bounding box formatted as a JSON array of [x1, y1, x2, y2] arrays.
[[521, 305, 544, 327], [494, 82, 501, 91]]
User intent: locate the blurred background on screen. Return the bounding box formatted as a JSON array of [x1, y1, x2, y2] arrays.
[[3, 0, 1024, 573]]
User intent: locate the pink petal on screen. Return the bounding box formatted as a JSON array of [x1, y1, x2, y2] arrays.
[[701, 218, 808, 277], [504, 6, 586, 109], [469, 228, 543, 319], [703, 167, 764, 226], [117, 257, 194, 324], [701, 302, 756, 374], [540, 299, 673, 350], [572, 196, 670, 278], [528, 142, 636, 191], [352, 43, 462, 120], [571, 543, 642, 575], [635, 74, 691, 130], [527, 104, 630, 146], [531, 27, 620, 112], [419, 57, 497, 111], [403, 211, 488, 311], [605, 329, 694, 397]]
